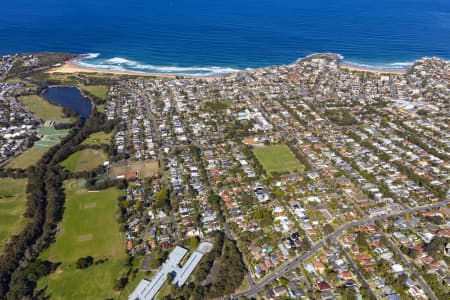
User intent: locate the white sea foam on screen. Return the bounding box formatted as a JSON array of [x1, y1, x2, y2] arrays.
[[105, 57, 137, 65], [343, 60, 413, 70], [80, 54, 414, 75], [75, 60, 129, 72], [83, 53, 100, 59], [388, 61, 414, 67], [79, 55, 240, 75]]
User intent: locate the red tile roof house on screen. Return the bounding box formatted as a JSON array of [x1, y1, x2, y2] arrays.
[[127, 240, 133, 251], [338, 272, 353, 281], [313, 261, 326, 274], [124, 171, 138, 180], [316, 281, 332, 292], [319, 254, 329, 264]]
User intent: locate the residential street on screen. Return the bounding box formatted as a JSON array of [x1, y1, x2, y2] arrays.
[[234, 200, 449, 298]]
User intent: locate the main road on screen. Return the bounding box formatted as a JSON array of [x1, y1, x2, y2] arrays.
[[233, 200, 448, 298]]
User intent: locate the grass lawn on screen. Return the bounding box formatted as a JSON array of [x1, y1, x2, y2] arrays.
[[54, 118, 75, 124], [7, 128, 70, 169], [18, 95, 64, 121], [6, 147, 46, 169], [0, 178, 29, 249], [61, 149, 107, 172], [80, 85, 108, 100], [97, 104, 106, 113], [253, 144, 304, 175], [110, 160, 159, 179], [37, 180, 126, 299], [82, 131, 113, 146]]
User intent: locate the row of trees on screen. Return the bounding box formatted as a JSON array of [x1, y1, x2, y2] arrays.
[[287, 140, 313, 171], [0, 168, 27, 178], [347, 129, 446, 200], [207, 194, 226, 226], [393, 120, 449, 162], [242, 145, 265, 177]]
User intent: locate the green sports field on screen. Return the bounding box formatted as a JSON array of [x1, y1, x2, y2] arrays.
[[7, 128, 70, 169], [61, 148, 107, 172], [18, 94, 64, 121], [37, 180, 126, 299], [109, 159, 159, 179], [0, 178, 29, 249], [82, 131, 113, 146], [80, 85, 108, 100], [253, 144, 304, 175]]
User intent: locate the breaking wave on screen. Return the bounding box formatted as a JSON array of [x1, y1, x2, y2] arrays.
[[77, 54, 240, 76], [83, 53, 100, 59], [77, 53, 416, 75], [343, 60, 414, 70]]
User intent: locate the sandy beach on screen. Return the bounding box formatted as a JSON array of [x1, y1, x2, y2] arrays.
[[47, 59, 230, 81], [338, 62, 407, 75], [48, 56, 408, 81], [47, 60, 177, 78]]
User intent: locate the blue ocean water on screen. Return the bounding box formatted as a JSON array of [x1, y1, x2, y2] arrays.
[[0, 0, 449, 75]]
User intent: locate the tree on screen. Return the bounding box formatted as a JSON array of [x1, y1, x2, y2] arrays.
[[153, 188, 170, 212], [25, 259, 57, 281], [355, 232, 369, 251], [114, 276, 128, 291], [167, 272, 175, 283], [189, 236, 200, 250], [76, 256, 94, 269], [206, 238, 245, 297], [423, 237, 446, 259], [273, 188, 286, 199], [149, 258, 161, 269], [323, 224, 335, 235], [154, 188, 168, 202], [341, 287, 358, 300], [279, 277, 289, 287]]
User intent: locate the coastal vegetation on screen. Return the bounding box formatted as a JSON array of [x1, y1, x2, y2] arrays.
[[6, 53, 74, 79]]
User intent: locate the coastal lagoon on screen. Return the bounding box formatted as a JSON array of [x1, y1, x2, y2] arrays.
[[42, 87, 92, 120], [0, 0, 449, 75]]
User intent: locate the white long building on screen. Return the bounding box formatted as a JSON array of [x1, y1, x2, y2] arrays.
[[129, 242, 213, 300]]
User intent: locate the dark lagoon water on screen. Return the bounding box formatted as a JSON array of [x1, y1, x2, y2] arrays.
[[42, 87, 92, 120], [0, 0, 449, 75]]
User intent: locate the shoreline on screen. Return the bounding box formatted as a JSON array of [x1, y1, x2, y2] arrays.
[[337, 62, 407, 75], [47, 58, 229, 80], [47, 54, 411, 79], [47, 60, 178, 79]]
